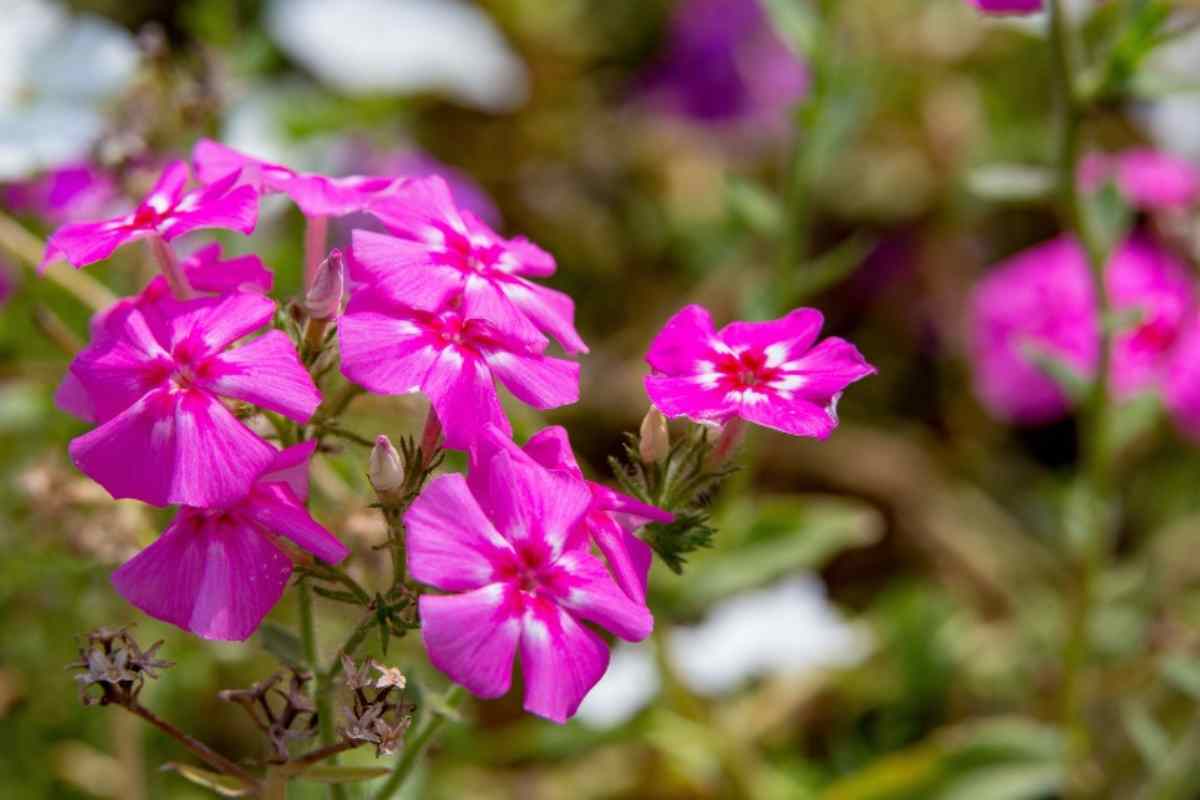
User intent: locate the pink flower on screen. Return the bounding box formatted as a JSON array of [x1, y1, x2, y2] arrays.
[[468, 426, 673, 605], [192, 139, 397, 218], [60, 292, 321, 507], [40, 161, 258, 269], [969, 235, 1193, 424], [1164, 320, 1200, 440], [1080, 149, 1200, 211], [969, 0, 1042, 13], [112, 442, 349, 641], [406, 436, 653, 723], [353, 175, 587, 354], [4, 162, 119, 224], [338, 293, 579, 450], [644, 305, 875, 439]]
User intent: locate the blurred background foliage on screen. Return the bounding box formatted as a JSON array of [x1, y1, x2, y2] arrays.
[[3, 0, 1200, 798]]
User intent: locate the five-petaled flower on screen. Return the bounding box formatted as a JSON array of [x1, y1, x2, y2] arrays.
[[59, 291, 321, 506], [644, 304, 875, 439], [111, 443, 349, 641], [469, 425, 672, 604], [40, 160, 259, 270], [339, 294, 578, 450], [406, 432, 653, 723], [353, 175, 588, 354]]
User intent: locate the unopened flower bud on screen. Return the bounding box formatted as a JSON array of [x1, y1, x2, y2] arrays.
[[369, 435, 405, 495], [639, 407, 670, 463], [305, 249, 345, 321]]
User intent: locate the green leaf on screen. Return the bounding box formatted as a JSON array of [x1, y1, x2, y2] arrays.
[[258, 622, 305, 669], [1019, 340, 1091, 406], [936, 763, 1062, 800], [793, 233, 876, 301], [672, 496, 882, 611], [1161, 654, 1200, 700], [295, 766, 391, 784], [163, 763, 253, 797], [1121, 700, 1172, 771], [726, 179, 784, 237]]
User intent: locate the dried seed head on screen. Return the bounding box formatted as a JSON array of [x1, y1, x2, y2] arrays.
[[68, 627, 172, 706]]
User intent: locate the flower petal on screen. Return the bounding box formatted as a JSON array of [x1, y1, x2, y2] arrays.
[[645, 373, 736, 423], [339, 297, 441, 395], [718, 308, 824, 362], [522, 425, 582, 476], [406, 473, 512, 592], [112, 510, 293, 641], [163, 180, 259, 239], [202, 330, 321, 422], [260, 441, 317, 502], [40, 219, 142, 270], [69, 388, 276, 507], [552, 546, 653, 640], [242, 483, 349, 564], [645, 304, 719, 374], [419, 584, 521, 698], [423, 348, 508, 450], [481, 450, 591, 557], [162, 292, 277, 359], [585, 512, 655, 605], [519, 600, 609, 724], [781, 336, 876, 405], [502, 278, 588, 354], [484, 349, 579, 410]]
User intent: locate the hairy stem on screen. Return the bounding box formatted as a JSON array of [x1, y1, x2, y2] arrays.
[[371, 686, 464, 800], [148, 235, 195, 300], [123, 701, 259, 790]]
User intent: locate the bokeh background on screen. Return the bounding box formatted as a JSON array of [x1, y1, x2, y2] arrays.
[[3, 0, 1200, 797]]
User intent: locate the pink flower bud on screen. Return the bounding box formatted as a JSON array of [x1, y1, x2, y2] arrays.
[[305, 249, 345, 321], [969, 0, 1042, 13], [639, 407, 669, 463], [369, 435, 405, 494]]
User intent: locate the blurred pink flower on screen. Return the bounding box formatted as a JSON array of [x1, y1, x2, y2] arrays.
[[4, 162, 119, 224], [193, 139, 397, 218], [112, 442, 349, 641], [357, 175, 587, 354], [338, 294, 578, 450], [644, 305, 875, 439], [40, 161, 258, 269], [468, 425, 672, 605], [406, 433, 653, 723], [969, 235, 1194, 424], [1079, 149, 1200, 211], [60, 292, 320, 507], [969, 0, 1043, 13]]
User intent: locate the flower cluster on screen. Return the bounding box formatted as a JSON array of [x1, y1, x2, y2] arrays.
[[969, 149, 1200, 437], [42, 141, 876, 723]]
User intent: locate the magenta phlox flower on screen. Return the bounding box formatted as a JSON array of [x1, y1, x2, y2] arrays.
[[969, 0, 1043, 13], [60, 292, 320, 507], [4, 162, 119, 224], [969, 235, 1194, 424], [40, 160, 259, 270], [645, 304, 875, 439], [1080, 149, 1200, 211], [353, 174, 587, 354], [338, 291, 579, 450], [406, 434, 653, 722], [112, 442, 349, 641], [467, 425, 673, 605], [193, 139, 397, 219]]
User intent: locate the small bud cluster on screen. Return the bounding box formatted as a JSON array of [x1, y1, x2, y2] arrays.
[[339, 655, 414, 756], [69, 626, 173, 707]]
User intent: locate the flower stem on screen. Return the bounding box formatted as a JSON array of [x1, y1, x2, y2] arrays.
[[0, 210, 116, 310], [148, 235, 195, 300], [299, 581, 349, 800], [122, 701, 259, 791], [305, 215, 329, 291], [1048, 1, 1116, 794], [370, 686, 464, 800]]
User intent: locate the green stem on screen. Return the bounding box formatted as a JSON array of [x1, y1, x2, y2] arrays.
[[0, 209, 116, 310], [1048, 2, 1117, 795], [298, 582, 347, 800], [370, 687, 464, 800]]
